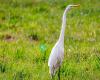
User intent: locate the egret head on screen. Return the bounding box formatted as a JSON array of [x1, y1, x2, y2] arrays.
[[66, 4, 80, 11], [68, 4, 80, 7]]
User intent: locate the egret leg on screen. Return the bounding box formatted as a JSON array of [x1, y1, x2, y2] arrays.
[[51, 75, 54, 80], [51, 66, 55, 80], [58, 66, 60, 80]]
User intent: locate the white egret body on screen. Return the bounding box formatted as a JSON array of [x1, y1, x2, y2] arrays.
[[48, 4, 80, 79]]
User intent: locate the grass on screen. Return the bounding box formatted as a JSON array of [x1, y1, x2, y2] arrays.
[[0, 0, 100, 80]]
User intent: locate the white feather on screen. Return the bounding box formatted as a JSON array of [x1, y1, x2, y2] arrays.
[[48, 4, 80, 77]]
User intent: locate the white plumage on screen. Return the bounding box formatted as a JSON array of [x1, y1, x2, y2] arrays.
[[48, 40, 64, 76], [48, 4, 80, 79]]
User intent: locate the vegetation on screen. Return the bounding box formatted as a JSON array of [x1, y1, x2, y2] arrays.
[[0, 0, 100, 80]]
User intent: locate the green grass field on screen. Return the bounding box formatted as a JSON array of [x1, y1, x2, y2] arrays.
[[0, 0, 100, 80]]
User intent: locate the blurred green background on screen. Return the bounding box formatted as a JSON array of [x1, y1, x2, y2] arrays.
[[0, 0, 100, 80]]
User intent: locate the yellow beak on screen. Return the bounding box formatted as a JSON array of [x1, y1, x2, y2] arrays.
[[72, 4, 80, 7]]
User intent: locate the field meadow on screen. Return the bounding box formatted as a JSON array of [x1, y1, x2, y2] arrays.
[[0, 0, 100, 80]]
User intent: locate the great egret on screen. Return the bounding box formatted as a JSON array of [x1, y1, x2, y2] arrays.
[[48, 4, 80, 80]]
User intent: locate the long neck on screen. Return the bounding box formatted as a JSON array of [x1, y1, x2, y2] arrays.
[[58, 8, 68, 45]]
